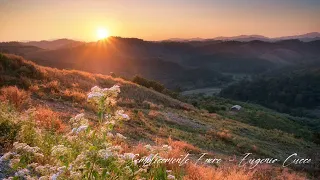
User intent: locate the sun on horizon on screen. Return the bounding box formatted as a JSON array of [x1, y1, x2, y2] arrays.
[[96, 27, 109, 40]]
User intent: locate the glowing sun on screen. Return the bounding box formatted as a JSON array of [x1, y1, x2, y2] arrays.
[[96, 28, 109, 40]]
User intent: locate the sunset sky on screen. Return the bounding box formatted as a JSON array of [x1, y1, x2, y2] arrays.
[[0, 0, 319, 41]]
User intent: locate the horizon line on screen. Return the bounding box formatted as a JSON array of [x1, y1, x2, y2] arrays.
[[1, 31, 319, 43]]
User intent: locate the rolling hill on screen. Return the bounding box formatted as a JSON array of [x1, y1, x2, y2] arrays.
[[0, 53, 319, 179], [23, 39, 84, 50], [220, 64, 320, 118], [1, 37, 320, 91]]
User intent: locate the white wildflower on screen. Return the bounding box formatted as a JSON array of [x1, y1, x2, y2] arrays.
[[162, 145, 172, 151], [57, 166, 66, 172], [9, 158, 20, 168], [87, 92, 104, 99], [167, 174, 175, 180], [14, 168, 30, 177], [70, 113, 88, 128], [70, 171, 82, 179], [35, 165, 49, 175], [144, 144, 152, 151], [72, 152, 87, 168], [105, 120, 115, 125], [27, 162, 38, 169], [111, 145, 122, 151], [115, 110, 130, 120], [116, 133, 127, 139], [74, 113, 85, 121], [13, 142, 41, 154], [107, 132, 114, 138], [39, 176, 49, 180], [51, 166, 66, 180], [122, 153, 137, 160], [71, 128, 77, 133], [51, 145, 70, 157], [0, 152, 13, 162], [51, 173, 59, 180], [102, 88, 109, 92], [108, 85, 120, 93], [35, 152, 45, 159], [76, 125, 88, 133], [98, 149, 113, 160], [105, 114, 112, 120], [91, 86, 101, 92]]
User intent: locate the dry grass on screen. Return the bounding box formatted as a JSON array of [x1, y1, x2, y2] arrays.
[[168, 138, 201, 154], [184, 163, 224, 180], [62, 89, 86, 103], [29, 84, 40, 92], [131, 143, 150, 157], [183, 163, 306, 180], [32, 106, 66, 132], [143, 100, 164, 110], [148, 110, 162, 119], [206, 128, 233, 142], [45, 80, 60, 91], [0, 86, 30, 110], [118, 98, 136, 108]]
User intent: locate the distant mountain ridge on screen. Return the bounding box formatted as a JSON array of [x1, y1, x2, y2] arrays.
[[165, 32, 320, 42], [22, 38, 84, 50], [1, 36, 320, 90]]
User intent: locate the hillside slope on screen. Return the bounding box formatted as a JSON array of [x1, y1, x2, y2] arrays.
[[0, 53, 319, 178]]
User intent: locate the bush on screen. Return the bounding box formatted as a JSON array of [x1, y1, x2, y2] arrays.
[[0, 118, 20, 153], [132, 75, 180, 99], [0, 103, 20, 152], [32, 107, 65, 132], [313, 132, 320, 145], [0, 86, 30, 110], [132, 75, 165, 92]]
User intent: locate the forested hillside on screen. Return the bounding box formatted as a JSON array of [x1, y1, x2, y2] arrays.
[[220, 65, 320, 117]]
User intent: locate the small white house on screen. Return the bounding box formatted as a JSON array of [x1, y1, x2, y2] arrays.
[[231, 105, 242, 111]]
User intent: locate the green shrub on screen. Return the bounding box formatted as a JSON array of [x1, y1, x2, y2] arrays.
[[0, 119, 20, 152], [132, 75, 179, 99], [0, 103, 20, 152], [132, 75, 165, 92]]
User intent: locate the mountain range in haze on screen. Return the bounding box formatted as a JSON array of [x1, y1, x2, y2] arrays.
[[23, 39, 84, 50], [1, 32, 320, 91], [165, 32, 320, 42]]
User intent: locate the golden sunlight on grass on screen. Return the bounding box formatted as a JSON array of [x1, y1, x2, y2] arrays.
[[96, 27, 109, 40]]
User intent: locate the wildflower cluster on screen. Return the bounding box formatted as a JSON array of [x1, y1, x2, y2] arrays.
[[69, 113, 88, 134], [0, 85, 178, 180], [87, 85, 120, 122], [0, 143, 45, 180]]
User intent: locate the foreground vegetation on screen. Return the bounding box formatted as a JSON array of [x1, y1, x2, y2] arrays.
[[0, 53, 319, 179]]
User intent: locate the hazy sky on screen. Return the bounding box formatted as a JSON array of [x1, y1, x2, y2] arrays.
[[0, 0, 319, 41]]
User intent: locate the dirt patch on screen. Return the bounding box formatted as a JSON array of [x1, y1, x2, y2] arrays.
[[164, 111, 208, 130]]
